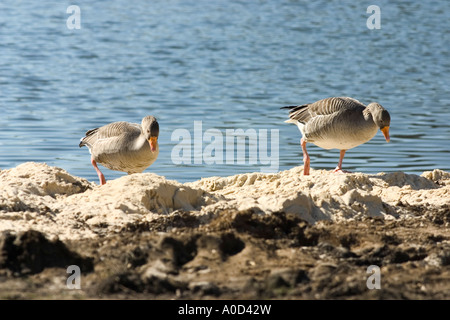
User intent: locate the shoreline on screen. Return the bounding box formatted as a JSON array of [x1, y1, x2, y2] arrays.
[[1, 162, 449, 299], [1, 161, 448, 240]]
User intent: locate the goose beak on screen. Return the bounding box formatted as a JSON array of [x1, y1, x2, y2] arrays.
[[381, 126, 390, 142], [148, 136, 158, 152]]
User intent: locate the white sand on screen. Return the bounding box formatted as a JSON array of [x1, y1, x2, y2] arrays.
[[1, 162, 448, 240]]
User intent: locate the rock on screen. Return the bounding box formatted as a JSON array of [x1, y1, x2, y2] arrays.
[[0, 163, 449, 299], [0, 163, 448, 240], [188, 281, 221, 296], [269, 268, 309, 287], [424, 252, 450, 267], [0, 230, 93, 275]]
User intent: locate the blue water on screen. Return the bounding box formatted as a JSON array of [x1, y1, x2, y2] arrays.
[[0, 1, 449, 183]]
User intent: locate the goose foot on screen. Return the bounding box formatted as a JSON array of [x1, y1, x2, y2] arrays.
[[301, 138, 310, 175], [97, 173, 106, 185], [331, 150, 350, 174], [91, 158, 106, 185], [303, 161, 310, 175], [332, 167, 352, 174]]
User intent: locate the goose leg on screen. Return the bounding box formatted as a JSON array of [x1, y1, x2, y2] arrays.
[[333, 150, 351, 173], [301, 138, 310, 175], [91, 157, 106, 185]]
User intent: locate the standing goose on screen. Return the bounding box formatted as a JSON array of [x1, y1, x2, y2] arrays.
[[79, 116, 159, 185], [282, 97, 390, 175]]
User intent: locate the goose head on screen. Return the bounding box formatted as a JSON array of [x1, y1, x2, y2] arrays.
[[142, 116, 159, 152], [368, 103, 391, 142]]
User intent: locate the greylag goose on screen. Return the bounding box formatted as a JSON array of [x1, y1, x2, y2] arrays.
[[79, 116, 159, 185], [282, 97, 390, 175]]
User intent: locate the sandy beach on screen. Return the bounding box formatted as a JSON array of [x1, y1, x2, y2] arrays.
[[1, 162, 449, 299]]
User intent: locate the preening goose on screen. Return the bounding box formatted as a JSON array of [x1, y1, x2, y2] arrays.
[[282, 97, 390, 175], [79, 116, 159, 185]]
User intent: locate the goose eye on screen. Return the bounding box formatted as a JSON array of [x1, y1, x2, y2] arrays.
[[147, 129, 150, 133]]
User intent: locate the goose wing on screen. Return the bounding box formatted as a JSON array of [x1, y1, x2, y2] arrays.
[[283, 97, 365, 124], [79, 121, 141, 152]]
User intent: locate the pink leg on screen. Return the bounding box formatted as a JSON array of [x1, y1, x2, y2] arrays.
[[332, 150, 351, 173], [91, 157, 106, 185], [301, 138, 310, 175]]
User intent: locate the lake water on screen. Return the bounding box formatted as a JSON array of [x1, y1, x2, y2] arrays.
[[0, 0, 449, 183]]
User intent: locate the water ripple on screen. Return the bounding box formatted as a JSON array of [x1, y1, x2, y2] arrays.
[[0, 0, 449, 183]]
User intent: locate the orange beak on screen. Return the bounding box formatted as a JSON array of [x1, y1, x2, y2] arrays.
[[148, 136, 158, 152], [381, 126, 390, 142]]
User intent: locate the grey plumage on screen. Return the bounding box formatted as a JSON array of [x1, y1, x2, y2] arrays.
[[282, 97, 391, 175], [79, 116, 159, 181]]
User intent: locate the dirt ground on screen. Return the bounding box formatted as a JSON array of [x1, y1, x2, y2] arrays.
[[1, 204, 449, 300]]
